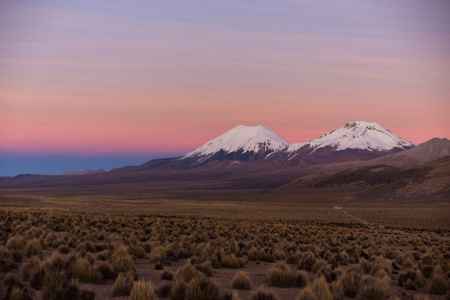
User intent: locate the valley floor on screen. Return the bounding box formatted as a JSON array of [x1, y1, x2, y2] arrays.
[[0, 192, 449, 299]]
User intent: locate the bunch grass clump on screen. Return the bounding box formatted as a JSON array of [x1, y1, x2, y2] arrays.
[[112, 272, 134, 296], [231, 271, 252, 290], [130, 280, 156, 300], [251, 286, 279, 300], [267, 262, 297, 288], [185, 276, 220, 300]]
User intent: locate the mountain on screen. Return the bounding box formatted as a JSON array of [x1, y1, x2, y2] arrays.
[[289, 121, 412, 152], [114, 121, 413, 171], [370, 138, 450, 166], [61, 169, 106, 176], [177, 125, 289, 167], [269, 121, 414, 164]]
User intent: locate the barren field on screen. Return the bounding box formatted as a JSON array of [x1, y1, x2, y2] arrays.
[[0, 192, 449, 300]]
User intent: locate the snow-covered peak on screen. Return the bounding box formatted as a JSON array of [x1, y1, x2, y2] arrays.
[[288, 121, 414, 152], [182, 125, 289, 158]]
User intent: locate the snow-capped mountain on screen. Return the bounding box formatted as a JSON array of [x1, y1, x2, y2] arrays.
[[275, 121, 414, 163], [119, 121, 415, 170], [177, 121, 414, 167], [180, 125, 289, 166], [287, 121, 413, 154]]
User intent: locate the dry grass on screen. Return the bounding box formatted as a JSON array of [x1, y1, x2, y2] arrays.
[[0, 208, 448, 300], [129, 280, 156, 300], [231, 271, 252, 290]]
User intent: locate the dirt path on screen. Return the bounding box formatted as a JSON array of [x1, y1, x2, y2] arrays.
[[341, 209, 373, 227]]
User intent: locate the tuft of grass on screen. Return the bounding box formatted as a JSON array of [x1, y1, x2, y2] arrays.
[[6, 236, 25, 253], [4, 273, 18, 287], [57, 244, 71, 254], [251, 286, 279, 300], [297, 286, 314, 300], [331, 280, 344, 300], [310, 276, 332, 300], [248, 246, 260, 261], [149, 246, 165, 263], [185, 276, 220, 300], [97, 260, 116, 280], [112, 272, 134, 296], [130, 280, 156, 300], [113, 254, 135, 273], [232, 271, 252, 290], [267, 262, 297, 288], [41, 269, 80, 300], [339, 270, 360, 298], [170, 280, 187, 300], [298, 251, 316, 271], [429, 272, 447, 295], [174, 261, 199, 284], [128, 245, 146, 259], [220, 251, 243, 269], [72, 257, 102, 283], [156, 283, 172, 298], [357, 275, 392, 300], [296, 270, 308, 288], [197, 260, 214, 277], [24, 238, 43, 258], [161, 270, 174, 280]]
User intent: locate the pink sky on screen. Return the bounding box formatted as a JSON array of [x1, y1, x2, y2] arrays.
[[1, 1, 449, 156]]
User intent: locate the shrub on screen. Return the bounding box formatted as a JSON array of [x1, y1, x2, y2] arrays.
[[112, 272, 134, 296], [130, 280, 156, 300], [150, 246, 165, 263], [113, 254, 135, 273], [223, 291, 240, 300], [398, 269, 425, 288], [97, 260, 116, 280], [331, 280, 344, 300], [170, 280, 187, 300], [232, 271, 252, 290], [57, 244, 71, 254], [72, 257, 102, 283], [128, 245, 146, 259], [185, 276, 220, 300], [429, 272, 447, 295], [297, 286, 314, 300], [248, 246, 260, 261], [299, 251, 316, 271], [310, 276, 332, 300], [339, 270, 360, 298], [9, 286, 25, 300], [6, 236, 25, 253], [22, 256, 41, 281], [161, 270, 174, 280], [357, 275, 391, 300], [157, 283, 172, 298], [296, 270, 308, 288], [41, 269, 79, 300], [174, 261, 199, 284], [24, 238, 43, 258], [221, 252, 242, 268], [4, 273, 18, 287], [197, 260, 214, 276], [251, 286, 279, 300], [267, 262, 297, 287]]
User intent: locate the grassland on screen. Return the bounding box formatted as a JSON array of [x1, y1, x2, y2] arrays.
[[0, 191, 449, 299]]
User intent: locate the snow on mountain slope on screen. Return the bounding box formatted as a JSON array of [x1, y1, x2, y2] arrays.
[[182, 125, 289, 159], [287, 121, 414, 153]]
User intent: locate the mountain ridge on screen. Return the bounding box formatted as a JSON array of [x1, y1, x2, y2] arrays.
[[174, 121, 414, 167]]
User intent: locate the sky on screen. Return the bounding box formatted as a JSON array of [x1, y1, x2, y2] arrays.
[[1, 0, 449, 176]]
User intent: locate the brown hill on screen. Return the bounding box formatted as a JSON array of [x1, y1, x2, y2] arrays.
[[277, 156, 450, 202]]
